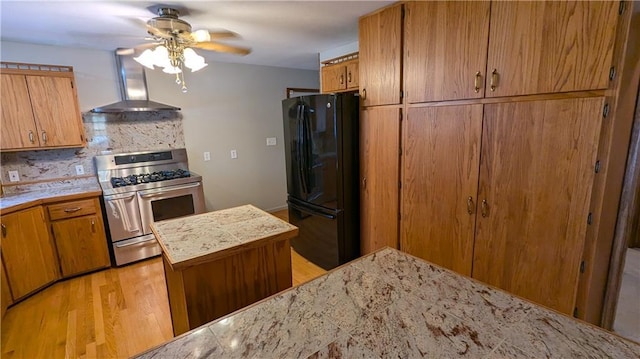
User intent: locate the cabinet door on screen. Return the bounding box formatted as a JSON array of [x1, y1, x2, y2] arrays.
[[473, 97, 603, 315], [26, 75, 84, 147], [486, 1, 618, 97], [401, 105, 482, 276], [359, 4, 402, 106], [1, 207, 59, 299], [1, 257, 12, 317], [0, 74, 40, 150], [360, 107, 401, 254], [404, 1, 490, 103], [346, 61, 359, 90], [321, 65, 346, 93], [52, 214, 110, 277]]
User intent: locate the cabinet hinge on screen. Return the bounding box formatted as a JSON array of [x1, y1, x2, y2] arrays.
[[609, 67, 616, 81], [595, 160, 601, 174], [587, 212, 593, 225], [580, 261, 586, 274], [602, 104, 609, 118], [619, 1, 625, 15], [573, 307, 579, 318]]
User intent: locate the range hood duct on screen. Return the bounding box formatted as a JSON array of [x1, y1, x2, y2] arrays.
[[91, 48, 180, 113]]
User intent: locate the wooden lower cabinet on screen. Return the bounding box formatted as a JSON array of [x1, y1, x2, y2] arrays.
[[164, 239, 292, 336], [360, 107, 401, 254], [48, 197, 110, 277], [0, 206, 59, 300], [473, 97, 603, 315], [1, 256, 12, 317], [401, 105, 482, 276]]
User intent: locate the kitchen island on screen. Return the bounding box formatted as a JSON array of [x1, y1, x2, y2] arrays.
[[137, 247, 640, 358], [151, 204, 298, 336]]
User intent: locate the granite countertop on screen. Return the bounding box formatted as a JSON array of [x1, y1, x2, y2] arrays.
[[0, 177, 102, 214], [137, 247, 640, 358], [151, 204, 298, 270]]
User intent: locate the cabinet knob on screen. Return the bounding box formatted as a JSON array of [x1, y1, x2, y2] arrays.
[[490, 69, 498, 92], [91, 219, 96, 233], [474, 72, 482, 93]]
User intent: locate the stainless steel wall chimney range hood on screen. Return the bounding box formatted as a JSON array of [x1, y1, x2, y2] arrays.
[[91, 48, 180, 113]]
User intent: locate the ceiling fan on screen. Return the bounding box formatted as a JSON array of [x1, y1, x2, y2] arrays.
[[132, 6, 251, 92]]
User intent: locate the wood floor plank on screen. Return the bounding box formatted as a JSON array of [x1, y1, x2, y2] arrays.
[[1, 209, 327, 358]]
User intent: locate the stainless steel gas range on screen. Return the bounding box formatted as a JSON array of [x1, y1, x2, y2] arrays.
[[95, 148, 205, 266]]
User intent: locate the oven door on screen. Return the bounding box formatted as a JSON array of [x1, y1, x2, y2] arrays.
[[103, 192, 144, 242], [137, 182, 206, 235]]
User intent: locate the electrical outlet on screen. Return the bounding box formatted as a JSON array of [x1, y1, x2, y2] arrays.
[[8, 171, 19, 182], [230, 150, 238, 159], [204, 151, 211, 161], [75, 165, 85, 175], [266, 137, 277, 146]]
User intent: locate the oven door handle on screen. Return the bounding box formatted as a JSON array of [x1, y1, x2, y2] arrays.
[[104, 193, 137, 201], [137, 182, 202, 198]]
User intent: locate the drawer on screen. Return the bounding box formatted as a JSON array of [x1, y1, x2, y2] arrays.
[[48, 198, 97, 220]]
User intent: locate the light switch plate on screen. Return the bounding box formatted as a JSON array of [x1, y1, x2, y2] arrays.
[[75, 165, 85, 175], [8, 171, 19, 182], [230, 150, 238, 159], [204, 151, 211, 161], [266, 137, 277, 146]]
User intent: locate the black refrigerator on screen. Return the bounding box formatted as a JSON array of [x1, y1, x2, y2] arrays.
[[282, 93, 360, 270]]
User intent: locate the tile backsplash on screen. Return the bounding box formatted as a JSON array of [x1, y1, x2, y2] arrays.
[[0, 111, 185, 184]]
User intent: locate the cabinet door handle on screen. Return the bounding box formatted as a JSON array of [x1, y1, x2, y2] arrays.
[[474, 72, 482, 93], [348, 71, 352, 83], [467, 196, 474, 215], [481, 199, 489, 217], [362, 177, 367, 189], [41, 131, 48, 144], [361, 88, 367, 100], [64, 207, 82, 213], [28, 131, 35, 144], [91, 219, 96, 233], [490, 69, 498, 92], [1, 223, 6, 238], [340, 74, 344, 85]]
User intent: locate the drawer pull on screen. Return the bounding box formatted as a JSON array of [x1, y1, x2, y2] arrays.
[[490, 69, 498, 92], [481, 199, 489, 218], [91, 219, 96, 233], [1, 223, 6, 238], [474, 72, 481, 93], [64, 207, 82, 213], [467, 196, 474, 215], [361, 88, 367, 100]]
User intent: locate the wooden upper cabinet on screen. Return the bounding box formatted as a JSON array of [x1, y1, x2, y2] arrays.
[[360, 107, 401, 254], [359, 4, 402, 107], [1, 74, 39, 150], [401, 105, 482, 276], [486, 1, 618, 97], [26, 75, 84, 148], [0, 206, 59, 300], [472, 97, 604, 315], [0, 63, 85, 151], [321, 59, 358, 93], [404, 1, 490, 103]]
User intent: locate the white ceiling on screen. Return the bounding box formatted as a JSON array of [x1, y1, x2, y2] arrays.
[[0, 1, 392, 70]]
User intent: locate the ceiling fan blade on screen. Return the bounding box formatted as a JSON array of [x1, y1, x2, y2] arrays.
[[192, 41, 251, 56]]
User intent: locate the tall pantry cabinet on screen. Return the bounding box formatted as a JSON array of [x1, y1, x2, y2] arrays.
[[358, 0, 637, 326]]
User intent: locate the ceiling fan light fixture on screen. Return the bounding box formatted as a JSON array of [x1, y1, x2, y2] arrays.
[[191, 29, 211, 42], [133, 48, 157, 69], [183, 48, 208, 72]]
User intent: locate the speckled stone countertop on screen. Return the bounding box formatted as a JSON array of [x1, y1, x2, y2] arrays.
[[0, 177, 102, 214], [137, 247, 640, 358], [151, 204, 298, 270]]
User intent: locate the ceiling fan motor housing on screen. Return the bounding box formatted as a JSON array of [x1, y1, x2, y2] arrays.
[[148, 8, 192, 35]]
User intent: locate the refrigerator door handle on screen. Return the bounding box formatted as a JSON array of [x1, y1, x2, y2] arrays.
[[287, 200, 337, 220], [297, 103, 309, 194]]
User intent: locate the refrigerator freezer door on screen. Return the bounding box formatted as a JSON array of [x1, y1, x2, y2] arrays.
[[283, 95, 338, 210], [287, 198, 340, 270]]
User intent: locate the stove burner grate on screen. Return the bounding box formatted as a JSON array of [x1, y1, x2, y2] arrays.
[[110, 169, 191, 188]]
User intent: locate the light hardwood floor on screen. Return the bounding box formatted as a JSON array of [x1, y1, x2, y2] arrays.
[[1, 210, 326, 359]]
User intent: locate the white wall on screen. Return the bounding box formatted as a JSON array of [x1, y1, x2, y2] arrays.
[[1, 41, 318, 211]]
